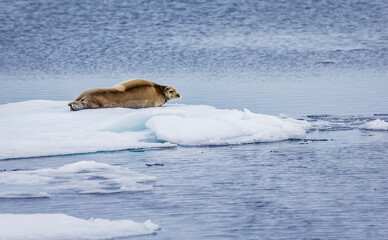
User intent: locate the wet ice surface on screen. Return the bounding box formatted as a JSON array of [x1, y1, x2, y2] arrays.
[[0, 161, 155, 196], [0, 213, 159, 240], [1, 0, 388, 239]]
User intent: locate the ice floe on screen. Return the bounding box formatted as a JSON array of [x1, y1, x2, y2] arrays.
[[0, 213, 159, 240], [0, 161, 155, 196], [0, 100, 310, 159], [359, 119, 388, 131], [145, 106, 310, 145]]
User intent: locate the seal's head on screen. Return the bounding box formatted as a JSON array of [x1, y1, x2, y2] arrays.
[[164, 86, 181, 100]]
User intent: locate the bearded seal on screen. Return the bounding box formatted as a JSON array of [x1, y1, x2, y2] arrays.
[[68, 79, 180, 111]]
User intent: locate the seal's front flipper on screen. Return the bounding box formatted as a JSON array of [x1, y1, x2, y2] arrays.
[[68, 101, 86, 111]]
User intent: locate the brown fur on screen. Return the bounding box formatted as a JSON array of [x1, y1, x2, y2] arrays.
[[68, 79, 180, 111]]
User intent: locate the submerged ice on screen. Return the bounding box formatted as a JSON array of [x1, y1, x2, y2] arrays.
[[0, 100, 310, 159], [0, 161, 155, 196], [0, 213, 159, 240]]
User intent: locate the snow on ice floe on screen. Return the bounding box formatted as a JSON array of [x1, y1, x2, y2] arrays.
[[0, 100, 310, 159], [0, 213, 159, 240], [0, 161, 155, 196], [359, 119, 388, 131]]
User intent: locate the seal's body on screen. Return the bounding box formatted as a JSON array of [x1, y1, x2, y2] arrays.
[[68, 79, 180, 111]]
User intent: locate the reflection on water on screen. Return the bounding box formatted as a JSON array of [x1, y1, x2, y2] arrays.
[[0, 0, 386, 73]]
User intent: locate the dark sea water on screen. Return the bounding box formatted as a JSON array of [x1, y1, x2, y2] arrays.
[[0, 0, 388, 239]]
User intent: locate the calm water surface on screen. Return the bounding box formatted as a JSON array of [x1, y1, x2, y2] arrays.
[[1, 129, 388, 240], [0, 0, 388, 239]]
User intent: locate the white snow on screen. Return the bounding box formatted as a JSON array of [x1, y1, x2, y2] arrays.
[[0, 100, 310, 159], [359, 119, 388, 131], [0, 161, 155, 196], [146, 106, 310, 145], [0, 213, 159, 240]]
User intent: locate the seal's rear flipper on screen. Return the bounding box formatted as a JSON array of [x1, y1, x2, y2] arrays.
[[68, 101, 86, 111]]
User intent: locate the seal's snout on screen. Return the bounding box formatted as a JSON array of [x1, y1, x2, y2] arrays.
[[68, 102, 75, 111], [68, 101, 86, 111]]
